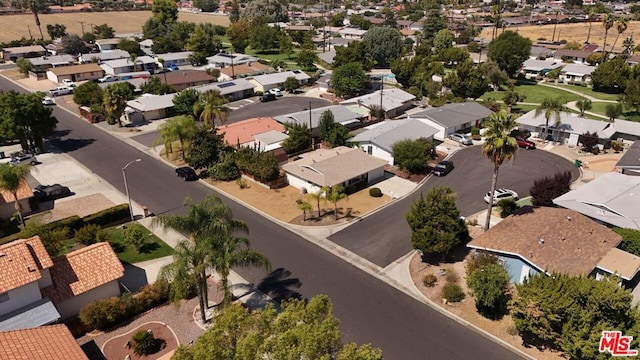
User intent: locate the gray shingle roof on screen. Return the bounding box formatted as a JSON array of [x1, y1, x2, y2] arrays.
[[80, 50, 130, 63], [340, 88, 415, 112], [194, 78, 255, 96], [250, 70, 310, 86], [28, 54, 74, 66], [0, 298, 60, 331], [410, 102, 492, 128], [616, 140, 640, 169], [153, 51, 192, 61], [516, 110, 640, 139], [273, 105, 363, 129], [350, 119, 438, 152], [126, 93, 176, 111]]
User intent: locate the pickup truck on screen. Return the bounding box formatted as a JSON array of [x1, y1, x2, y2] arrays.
[[48, 86, 73, 97]]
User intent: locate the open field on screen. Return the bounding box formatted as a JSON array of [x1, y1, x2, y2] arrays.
[[0, 11, 229, 43], [480, 21, 640, 51]]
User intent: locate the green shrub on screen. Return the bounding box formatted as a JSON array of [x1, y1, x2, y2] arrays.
[[236, 178, 248, 189], [75, 224, 101, 245], [591, 146, 600, 155], [422, 273, 438, 287], [615, 228, 640, 257], [209, 158, 240, 181], [442, 283, 465, 303], [129, 330, 157, 356], [369, 187, 383, 197], [168, 273, 197, 302], [123, 224, 147, 252], [136, 280, 169, 309], [83, 204, 130, 227], [466, 251, 499, 276], [471, 127, 480, 136], [79, 293, 140, 331], [497, 198, 519, 218]]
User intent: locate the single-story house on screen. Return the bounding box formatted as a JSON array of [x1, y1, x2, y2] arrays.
[[0, 179, 33, 220], [46, 63, 103, 84], [530, 46, 552, 60], [552, 48, 594, 64], [154, 51, 192, 69], [273, 105, 364, 136], [95, 38, 121, 52], [516, 110, 640, 143], [0, 236, 60, 331], [614, 140, 640, 175], [316, 73, 332, 92], [140, 39, 154, 54], [0, 324, 88, 360], [79, 50, 130, 64], [282, 146, 388, 194], [216, 117, 288, 152], [27, 54, 75, 72], [1, 45, 46, 61], [44, 41, 65, 56], [407, 102, 492, 141], [350, 119, 439, 165], [101, 55, 156, 75], [340, 88, 416, 119], [553, 172, 640, 230], [317, 50, 336, 66], [194, 78, 255, 101], [206, 52, 259, 68], [249, 70, 311, 93], [126, 93, 177, 122], [559, 63, 596, 83], [41, 242, 124, 319], [520, 59, 563, 79], [467, 207, 640, 286], [218, 62, 273, 82], [339, 27, 368, 39], [153, 69, 216, 91]]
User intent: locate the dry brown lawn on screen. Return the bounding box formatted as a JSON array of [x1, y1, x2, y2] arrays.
[[0, 11, 229, 43]]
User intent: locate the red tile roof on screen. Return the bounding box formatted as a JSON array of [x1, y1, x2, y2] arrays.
[[216, 117, 285, 146], [0, 236, 53, 293], [42, 242, 124, 304], [0, 179, 34, 204], [0, 324, 88, 360]]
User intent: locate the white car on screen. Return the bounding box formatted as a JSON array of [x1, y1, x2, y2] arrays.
[[98, 75, 118, 83], [484, 188, 519, 205], [268, 88, 283, 97], [42, 97, 55, 105], [62, 79, 75, 87], [449, 133, 473, 146], [48, 86, 73, 97]]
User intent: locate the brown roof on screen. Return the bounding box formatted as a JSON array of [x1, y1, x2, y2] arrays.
[[0, 179, 34, 204], [0, 324, 88, 360], [596, 248, 640, 280], [42, 242, 124, 304], [468, 207, 622, 276], [0, 236, 53, 293], [154, 70, 216, 86], [49, 63, 102, 76], [553, 48, 593, 58], [219, 62, 271, 78], [216, 117, 284, 145]]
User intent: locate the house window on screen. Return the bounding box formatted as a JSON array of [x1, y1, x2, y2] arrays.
[[0, 292, 9, 303]]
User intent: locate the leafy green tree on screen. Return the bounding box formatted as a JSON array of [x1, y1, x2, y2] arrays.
[[61, 34, 88, 54], [172, 88, 201, 116], [590, 56, 631, 93], [196, 90, 230, 129], [15, 58, 34, 75], [605, 103, 623, 122], [482, 61, 509, 91], [151, 0, 178, 24], [184, 127, 228, 169], [535, 97, 567, 137], [234, 147, 280, 181], [406, 187, 468, 260], [318, 109, 335, 141], [242, 0, 287, 22], [93, 24, 115, 39], [482, 111, 518, 230], [73, 81, 103, 107], [391, 138, 433, 173], [123, 224, 147, 252], [46, 23, 67, 39], [282, 122, 311, 154], [226, 18, 251, 53], [154, 115, 196, 155], [437, 47, 470, 66], [420, 9, 447, 48], [349, 14, 372, 30], [278, 34, 294, 59], [103, 82, 134, 127], [502, 87, 525, 113], [529, 170, 573, 206], [82, 32, 96, 44], [362, 26, 403, 67], [186, 24, 222, 59], [229, 0, 240, 23], [0, 90, 57, 150], [118, 38, 141, 56], [0, 164, 33, 228], [487, 31, 532, 77], [326, 124, 350, 148], [433, 29, 455, 53], [442, 60, 489, 100], [193, 0, 218, 12], [283, 76, 299, 93], [249, 24, 280, 52], [575, 98, 593, 116], [614, 228, 640, 256], [467, 263, 509, 318], [333, 39, 373, 70], [140, 77, 176, 95], [620, 77, 640, 113], [296, 48, 318, 70], [332, 62, 366, 98]]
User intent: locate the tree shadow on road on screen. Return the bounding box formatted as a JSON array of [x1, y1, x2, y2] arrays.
[[256, 268, 303, 303], [49, 138, 95, 153]]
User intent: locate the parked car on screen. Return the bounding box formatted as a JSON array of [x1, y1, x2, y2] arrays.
[[98, 75, 118, 83], [268, 88, 283, 97], [42, 97, 55, 106], [33, 184, 71, 201], [449, 133, 473, 146], [62, 79, 75, 87], [432, 160, 454, 176], [8, 154, 38, 166], [484, 188, 519, 205], [176, 166, 198, 181], [517, 137, 536, 149], [260, 93, 277, 102], [48, 86, 73, 97]]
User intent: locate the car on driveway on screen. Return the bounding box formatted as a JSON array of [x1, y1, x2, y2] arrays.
[[8, 154, 38, 166], [33, 184, 71, 201], [98, 75, 118, 83], [176, 166, 198, 181], [260, 93, 277, 102], [42, 97, 55, 105], [517, 137, 536, 149], [484, 188, 519, 205], [48, 86, 73, 97], [449, 133, 473, 146], [268, 88, 283, 97], [432, 160, 454, 176]]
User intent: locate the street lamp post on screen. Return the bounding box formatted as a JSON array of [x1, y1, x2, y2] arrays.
[[122, 159, 142, 222]]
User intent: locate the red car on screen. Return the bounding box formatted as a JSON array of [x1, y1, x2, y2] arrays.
[[517, 137, 536, 149]]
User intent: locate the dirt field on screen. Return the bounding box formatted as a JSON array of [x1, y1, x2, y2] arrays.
[[0, 11, 229, 43], [480, 21, 640, 51]]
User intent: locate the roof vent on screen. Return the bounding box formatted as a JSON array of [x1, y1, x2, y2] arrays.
[[538, 238, 545, 244]]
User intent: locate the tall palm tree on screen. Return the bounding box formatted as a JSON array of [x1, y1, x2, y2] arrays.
[[103, 83, 133, 127], [326, 185, 348, 220], [534, 97, 567, 140], [28, 0, 44, 40], [197, 90, 230, 129], [602, 14, 616, 57], [0, 164, 33, 228], [297, 201, 312, 221], [482, 111, 518, 231], [307, 188, 326, 218], [585, 7, 598, 44], [623, 36, 635, 56], [610, 17, 628, 53], [153, 120, 178, 155], [491, 4, 503, 41]]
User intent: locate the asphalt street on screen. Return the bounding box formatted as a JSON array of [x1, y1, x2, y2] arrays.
[[328, 146, 581, 267], [0, 77, 523, 359]]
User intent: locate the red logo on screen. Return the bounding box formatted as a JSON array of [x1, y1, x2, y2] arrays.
[[599, 331, 638, 356]]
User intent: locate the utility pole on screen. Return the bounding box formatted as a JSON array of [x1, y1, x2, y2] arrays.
[[322, 0, 326, 53], [309, 101, 315, 149], [27, 25, 33, 40], [379, 75, 384, 112]]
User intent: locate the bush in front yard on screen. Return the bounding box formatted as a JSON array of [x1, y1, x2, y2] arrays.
[[75, 224, 101, 245], [422, 273, 438, 287], [209, 157, 240, 181], [129, 330, 158, 356], [80, 294, 140, 331], [497, 198, 518, 218], [441, 283, 465, 303], [369, 187, 383, 197]]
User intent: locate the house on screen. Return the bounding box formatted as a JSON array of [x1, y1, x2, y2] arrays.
[[154, 51, 193, 69], [46, 63, 103, 84], [100, 56, 156, 75], [520, 59, 563, 79], [249, 70, 311, 93], [0, 179, 33, 219], [350, 119, 439, 165], [552, 48, 594, 64], [559, 63, 596, 83], [0, 324, 88, 360], [126, 93, 177, 122], [553, 172, 640, 230], [614, 140, 640, 175], [216, 117, 288, 153], [467, 207, 640, 286], [79, 50, 130, 64], [153, 70, 216, 91], [338, 27, 368, 39], [218, 62, 273, 82], [1, 45, 46, 61], [140, 39, 154, 55], [27, 54, 75, 72], [273, 105, 364, 136], [408, 102, 492, 141], [316, 73, 332, 92], [194, 78, 255, 101], [340, 88, 416, 118], [95, 38, 121, 52], [530, 46, 552, 60], [206, 52, 259, 68], [317, 50, 336, 66], [41, 242, 124, 319], [282, 146, 388, 194]]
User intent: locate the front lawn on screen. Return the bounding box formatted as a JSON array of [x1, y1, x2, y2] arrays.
[[100, 223, 174, 264], [588, 102, 640, 122], [244, 48, 303, 70], [480, 83, 582, 104], [554, 84, 621, 101]]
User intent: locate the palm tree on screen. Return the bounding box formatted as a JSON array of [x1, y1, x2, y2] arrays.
[[0, 164, 33, 228], [297, 201, 312, 221], [534, 97, 567, 140], [482, 111, 518, 231], [153, 120, 178, 155], [551, 10, 560, 42], [197, 90, 230, 129], [602, 14, 616, 57], [368, 104, 386, 122], [491, 4, 503, 41], [307, 188, 326, 218], [585, 7, 598, 44], [28, 0, 44, 40], [103, 83, 133, 127], [610, 17, 628, 53], [326, 185, 348, 220], [623, 36, 635, 56]]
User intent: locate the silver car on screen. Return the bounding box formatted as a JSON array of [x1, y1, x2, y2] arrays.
[[484, 188, 519, 205], [449, 133, 473, 146]]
